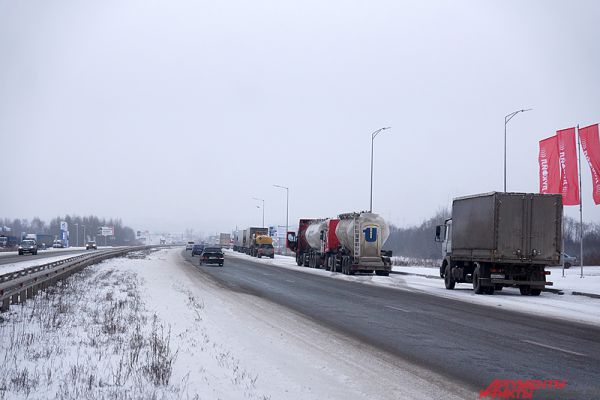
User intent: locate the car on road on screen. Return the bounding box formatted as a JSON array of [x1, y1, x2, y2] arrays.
[[257, 243, 275, 258], [191, 244, 204, 256], [86, 241, 98, 250], [561, 252, 577, 269], [199, 247, 224, 266], [53, 239, 65, 248], [18, 240, 38, 255], [186, 241, 195, 251]]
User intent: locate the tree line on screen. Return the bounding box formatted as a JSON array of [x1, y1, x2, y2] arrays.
[[0, 215, 137, 246]]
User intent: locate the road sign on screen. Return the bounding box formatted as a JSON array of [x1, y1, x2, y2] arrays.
[[100, 227, 114, 236]]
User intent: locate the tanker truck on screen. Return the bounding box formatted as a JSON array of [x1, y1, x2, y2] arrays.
[[287, 212, 392, 275], [290, 218, 340, 269], [286, 218, 326, 266], [436, 192, 562, 295], [333, 212, 392, 275]]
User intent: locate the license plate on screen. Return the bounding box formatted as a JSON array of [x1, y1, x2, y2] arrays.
[[210, 257, 217, 259], [491, 274, 505, 279]]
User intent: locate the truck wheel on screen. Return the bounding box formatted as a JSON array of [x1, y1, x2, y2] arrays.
[[375, 270, 389, 276], [564, 263, 571, 269], [440, 262, 447, 278], [485, 286, 495, 295], [519, 286, 531, 295], [296, 255, 303, 266], [530, 288, 542, 296], [473, 266, 484, 294], [444, 265, 455, 289], [258, 253, 262, 258], [270, 255, 274, 259], [324, 256, 331, 271]]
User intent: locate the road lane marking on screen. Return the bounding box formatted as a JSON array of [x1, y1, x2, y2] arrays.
[[522, 340, 586, 357], [385, 305, 411, 313]]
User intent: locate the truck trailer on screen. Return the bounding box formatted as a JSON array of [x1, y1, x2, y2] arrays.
[[241, 227, 268, 255], [436, 192, 562, 295]]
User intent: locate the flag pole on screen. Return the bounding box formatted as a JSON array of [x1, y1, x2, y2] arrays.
[[577, 124, 584, 278]]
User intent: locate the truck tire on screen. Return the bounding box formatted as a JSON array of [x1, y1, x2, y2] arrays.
[[324, 256, 331, 271], [440, 261, 447, 278], [473, 266, 485, 294], [375, 270, 389, 276], [530, 288, 542, 296], [270, 255, 274, 259], [444, 265, 455, 289], [564, 263, 571, 269], [296, 254, 303, 266], [485, 286, 495, 295], [519, 286, 531, 295]]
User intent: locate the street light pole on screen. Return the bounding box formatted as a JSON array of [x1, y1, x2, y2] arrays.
[[273, 184, 289, 255], [252, 197, 265, 228], [370, 127, 391, 212], [82, 225, 86, 245], [504, 108, 532, 192], [75, 223, 79, 247]]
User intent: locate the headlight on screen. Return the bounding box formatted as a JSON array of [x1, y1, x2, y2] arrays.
[[18, 246, 22, 249]]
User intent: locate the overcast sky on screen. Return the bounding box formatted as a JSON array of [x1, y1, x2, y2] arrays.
[[1, 0, 599, 235]]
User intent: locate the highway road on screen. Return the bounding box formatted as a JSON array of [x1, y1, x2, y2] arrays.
[[182, 250, 600, 399], [0, 249, 89, 267]]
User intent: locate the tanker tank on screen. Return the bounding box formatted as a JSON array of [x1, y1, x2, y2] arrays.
[[335, 212, 390, 256], [304, 220, 327, 250]]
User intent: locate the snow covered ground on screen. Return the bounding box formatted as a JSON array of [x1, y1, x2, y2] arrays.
[[226, 250, 600, 327], [0, 248, 473, 400], [0, 251, 91, 275]]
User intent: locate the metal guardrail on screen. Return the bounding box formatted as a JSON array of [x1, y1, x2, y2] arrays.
[[0, 246, 157, 313]]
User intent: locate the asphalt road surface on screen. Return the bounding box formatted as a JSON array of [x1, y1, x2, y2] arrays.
[[182, 250, 600, 399], [0, 249, 89, 266]]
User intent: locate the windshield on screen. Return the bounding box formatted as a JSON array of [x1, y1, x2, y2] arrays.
[[22, 240, 35, 245], [203, 247, 222, 253]]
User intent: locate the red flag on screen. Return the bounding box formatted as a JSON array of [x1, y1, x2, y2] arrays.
[[538, 136, 561, 194], [579, 124, 600, 205], [557, 127, 580, 205]]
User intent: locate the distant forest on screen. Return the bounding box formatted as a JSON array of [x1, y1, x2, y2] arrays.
[[385, 210, 600, 265], [0, 215, 137, 246]]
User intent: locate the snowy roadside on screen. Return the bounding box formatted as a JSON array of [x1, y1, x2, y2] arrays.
[[0, 251, 91, 274], [0, 248, 474, 400], [225, 250, 600, 327]]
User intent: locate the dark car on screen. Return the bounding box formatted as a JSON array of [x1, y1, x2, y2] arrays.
[[199, 247, 224, 266], [86, 241, 98, 250], [191, 244, 204, 256], [18, 240, 38, 255], [257, 243, 275, 258]]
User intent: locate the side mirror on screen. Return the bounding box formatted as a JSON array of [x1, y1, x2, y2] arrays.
[[435, 225, 443, 242]]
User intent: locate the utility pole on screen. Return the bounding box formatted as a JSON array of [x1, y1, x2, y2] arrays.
[[370, 127, 391, 212], [253, 197, 265, 228], [504, 108, 532, 192], [273, 184, 289, 255]]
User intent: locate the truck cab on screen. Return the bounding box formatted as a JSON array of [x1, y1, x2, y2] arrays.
[[435, 218, 452, 277]]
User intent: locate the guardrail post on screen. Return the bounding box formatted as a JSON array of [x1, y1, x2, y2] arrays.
[[19, 290, 26, 304], [26, 287, 33, 299], [1, 298, 9, 312], [11, 294, 19, 305]]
